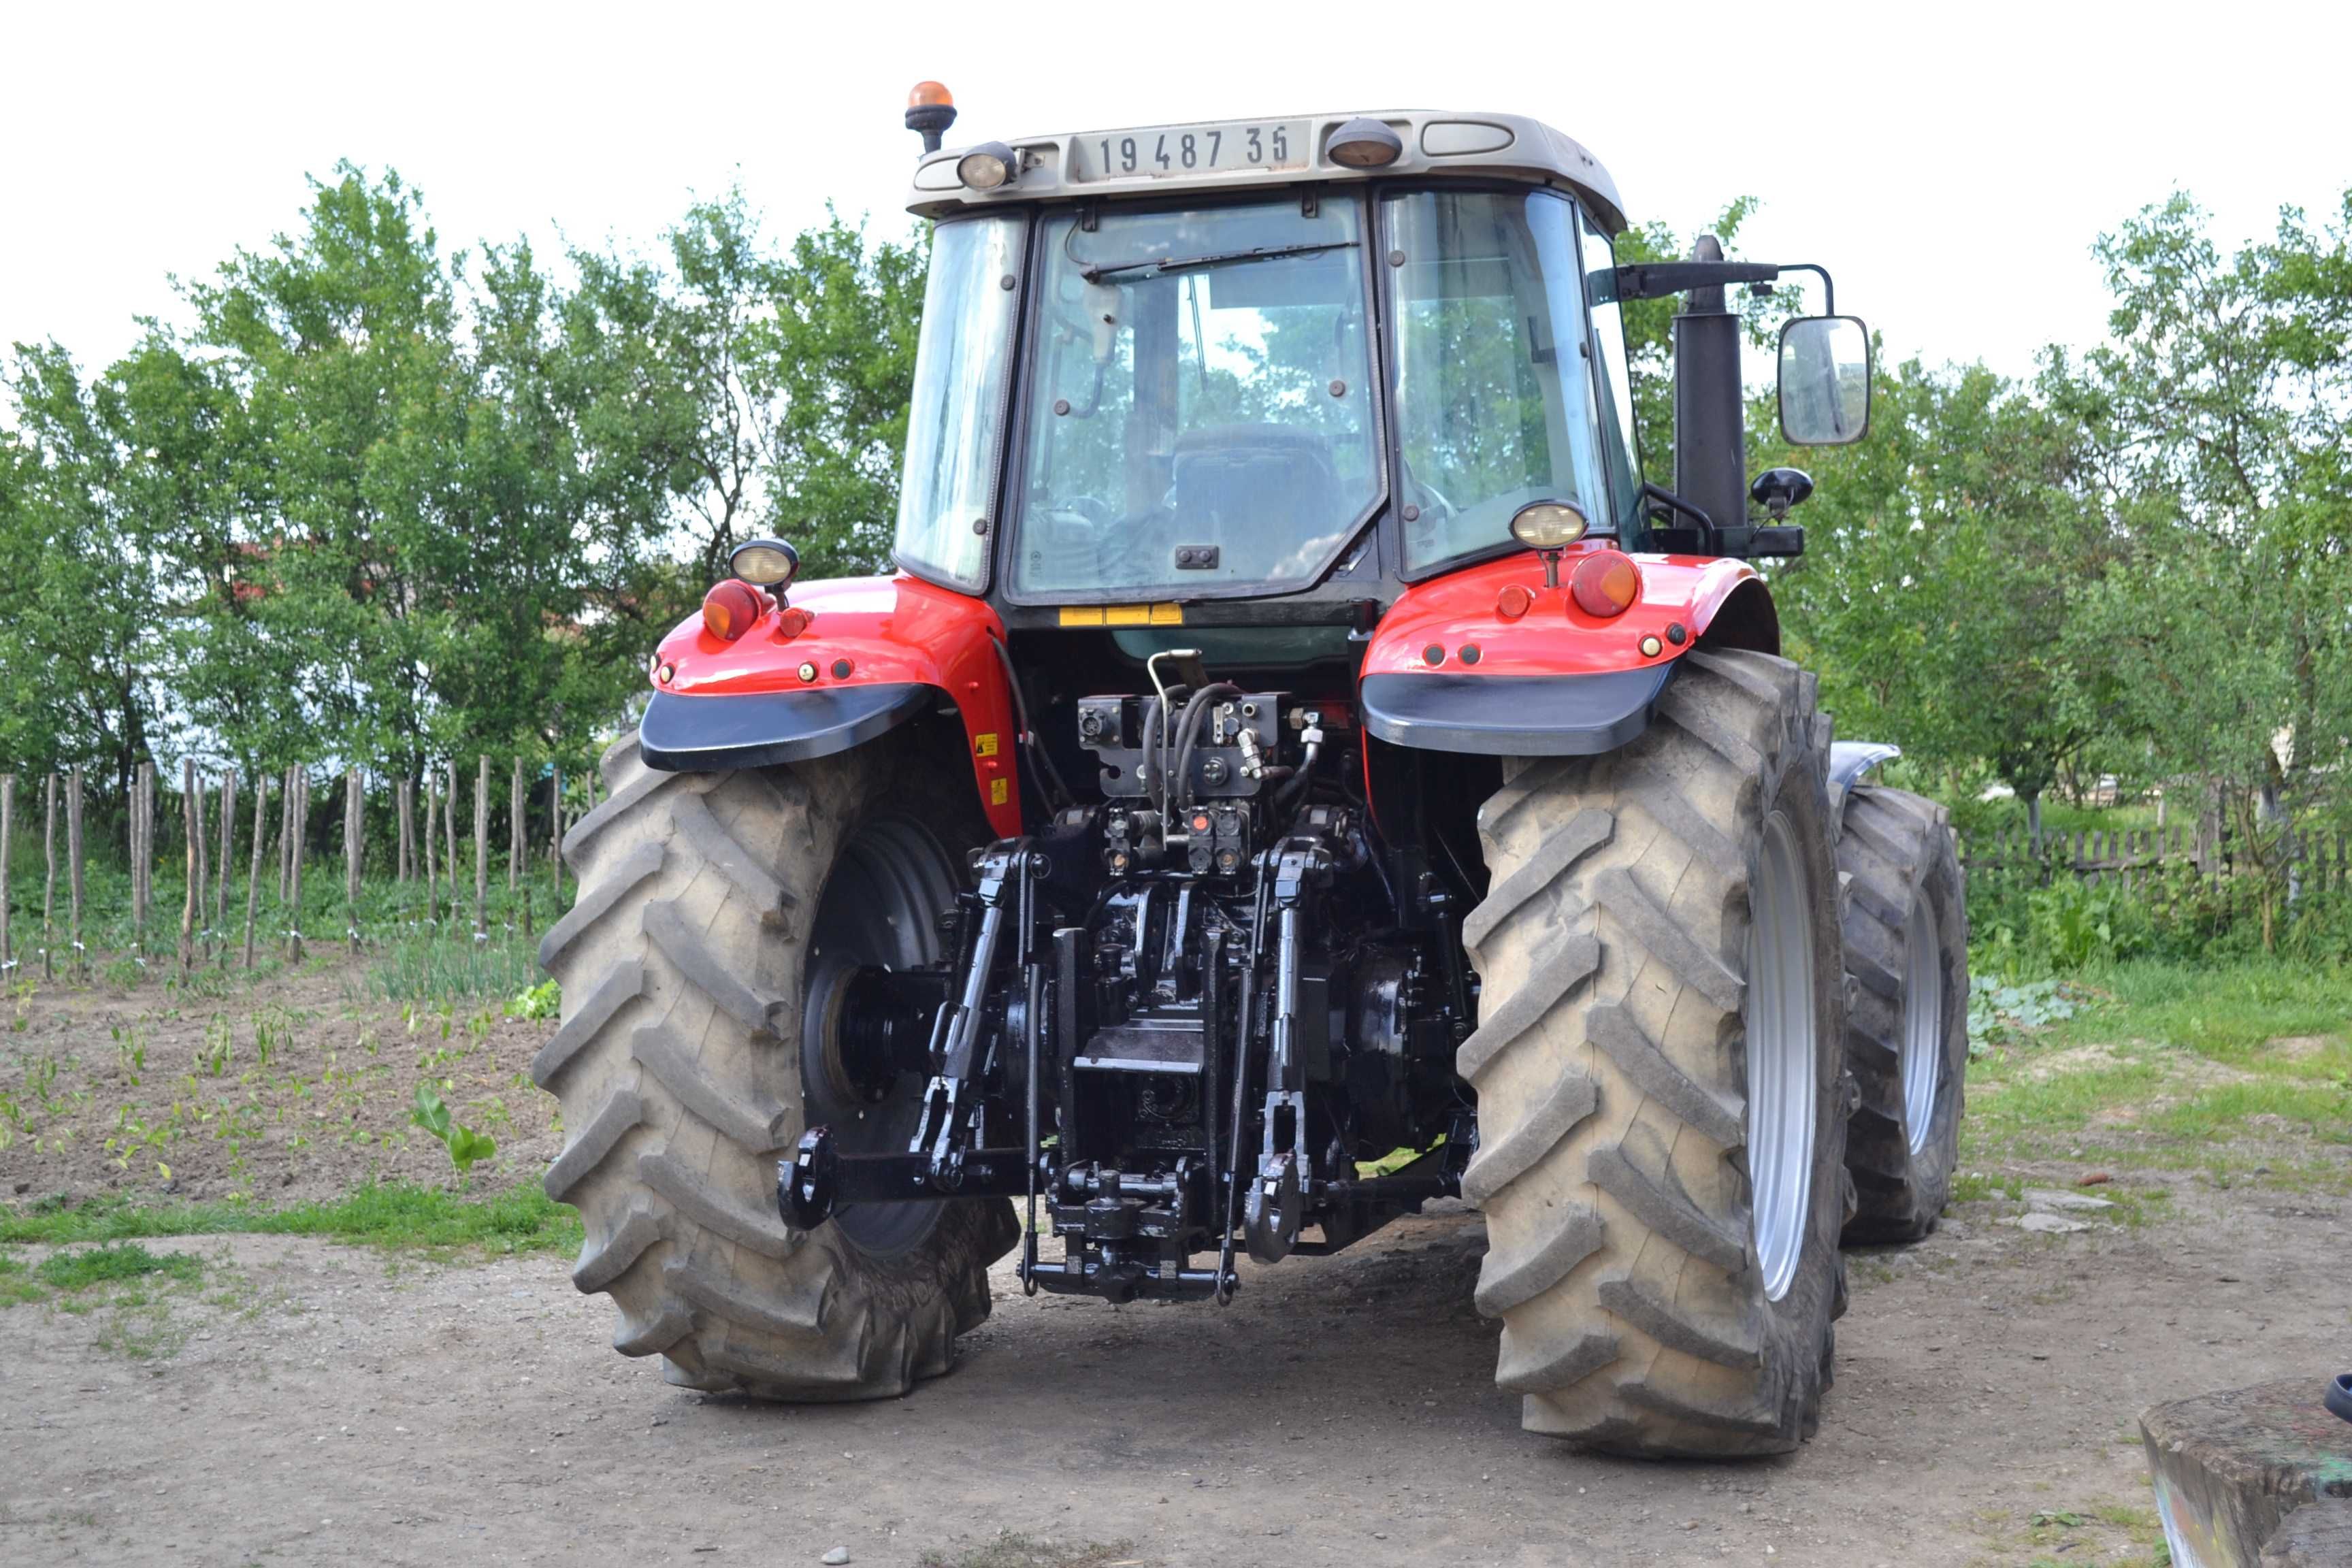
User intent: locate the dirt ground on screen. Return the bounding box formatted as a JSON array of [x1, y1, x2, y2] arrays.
[[3, 960, 2347, 1567], [2, 1181, 2345, 1566]]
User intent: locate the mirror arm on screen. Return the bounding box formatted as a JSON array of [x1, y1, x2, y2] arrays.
[[1615, 260, 1837, 315]]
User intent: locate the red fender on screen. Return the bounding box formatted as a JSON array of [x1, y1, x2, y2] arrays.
[[651, 574, 1022, 838], [1360, 544, 1765, 680]]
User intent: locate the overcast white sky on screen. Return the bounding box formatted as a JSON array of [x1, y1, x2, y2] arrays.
[[6, 0, 2347, 383]]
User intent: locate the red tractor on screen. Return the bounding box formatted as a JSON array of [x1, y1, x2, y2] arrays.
[[535, 91, 1968, 1458]]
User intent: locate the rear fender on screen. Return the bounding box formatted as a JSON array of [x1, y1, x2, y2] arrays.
[[644, 574, 1022, 838], [1358, 548, 1769, 757]]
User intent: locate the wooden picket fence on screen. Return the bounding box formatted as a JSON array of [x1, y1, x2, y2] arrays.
[[0, 757, 600, 985], [1957, 823, 2352, 892]]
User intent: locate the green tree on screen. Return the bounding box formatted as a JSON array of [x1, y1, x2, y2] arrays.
[[0, 342, 184, 795], [1764, 357, 2109, 838]]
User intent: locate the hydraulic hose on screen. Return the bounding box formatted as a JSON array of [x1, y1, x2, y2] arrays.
[[1172, 683, 1241, 811], [989, 634, 1073, 811]]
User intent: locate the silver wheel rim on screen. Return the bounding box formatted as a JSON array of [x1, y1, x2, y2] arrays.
[[1747, 810, 1818, 1303], [1901, 888, 1943, 1155], [802, 815, 962, 1260]]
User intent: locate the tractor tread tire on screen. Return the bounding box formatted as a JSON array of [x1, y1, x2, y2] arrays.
[[537, 728, 1016, 1402], [1462, 649, 1852, 1458], [1838, 784, 1970, 1242]]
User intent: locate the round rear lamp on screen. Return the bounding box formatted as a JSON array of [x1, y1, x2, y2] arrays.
[[1326, 117, 1403, 169], [1569, 550, 1642, 619], [730, 538, 799, 589], [956, 141, 1017, 191], [1510, 500, 1589, 551], [702, 580, 764, 642]]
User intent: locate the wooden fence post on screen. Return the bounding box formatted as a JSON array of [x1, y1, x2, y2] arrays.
[[40, 772, 56, 983], [66, 765, 84, 981], [178, 758, 197, 978], [244, 772, 265, 971], [215, 770, 236, 966], [131, 760, 151, 960], [286, 767, 306, 963], [423, 774, 441, 929], [278, 764, 294, 902], [508, 756, 524, 900], [0, 773, 13, 980], [473, 755, 489, 942], [443, 760, 459, 936], [395, 777, 412, 885], [345, 766, 363, 953], [549, 761, 564, 907], [195, 773, 212, 953]]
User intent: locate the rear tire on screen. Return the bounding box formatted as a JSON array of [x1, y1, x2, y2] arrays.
[[1460, 650, 1853, 1458], [534, 725, 1017, 1400], [1836, 784, 1969, 1243]]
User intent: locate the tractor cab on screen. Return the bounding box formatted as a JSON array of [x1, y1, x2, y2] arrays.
[[892, 103, 1868, 629]]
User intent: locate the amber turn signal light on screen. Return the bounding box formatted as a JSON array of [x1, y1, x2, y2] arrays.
[[1569, 550, 1641, 618], [702, 579, 765, 641]]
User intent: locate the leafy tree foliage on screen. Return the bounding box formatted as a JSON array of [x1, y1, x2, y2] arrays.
[[1, 165, 926, 796]]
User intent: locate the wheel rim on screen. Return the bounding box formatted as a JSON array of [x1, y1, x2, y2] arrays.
[[1746, 810, 1819, 1303], [802, 815, 962, 1260], [1901, 887, 1944, 1155]]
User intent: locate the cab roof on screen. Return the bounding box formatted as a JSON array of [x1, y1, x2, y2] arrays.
[[906, 110, 1626, 233]]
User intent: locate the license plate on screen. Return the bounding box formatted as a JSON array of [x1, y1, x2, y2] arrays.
[[1072, 120, 1311, 182]]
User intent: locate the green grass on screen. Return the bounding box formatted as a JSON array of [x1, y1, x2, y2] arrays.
[[35, 1241, 203, 1292], [1959, 954, 2352, 1186], [0, 1252, 44, 1306], [0, 1179, 581, 1256], [2052, 959, 2352, 1064]]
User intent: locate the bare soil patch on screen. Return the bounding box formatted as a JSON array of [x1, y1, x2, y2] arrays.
[[1, 956, 559, 1204]]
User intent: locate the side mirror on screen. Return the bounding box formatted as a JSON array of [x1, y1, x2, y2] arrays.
[[1778, 316, 1871, 446]]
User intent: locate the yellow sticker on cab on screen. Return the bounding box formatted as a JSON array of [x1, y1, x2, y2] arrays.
[[975, 732, 1000, 757]]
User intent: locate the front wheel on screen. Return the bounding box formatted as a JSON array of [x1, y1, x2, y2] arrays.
[[1460, 650, 1853, 1457], [1837, 784, 1969, 1243]]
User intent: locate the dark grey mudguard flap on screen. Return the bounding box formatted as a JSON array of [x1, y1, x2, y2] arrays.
[[639, 684, 933, 772], [1358, 664, 1677, 756]]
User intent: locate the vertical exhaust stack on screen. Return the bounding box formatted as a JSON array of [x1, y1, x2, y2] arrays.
[[1673, 234, 1748, 544], [906, 81, 958, 154]]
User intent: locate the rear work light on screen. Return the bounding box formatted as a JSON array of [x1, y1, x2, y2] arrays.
[[1568, 550, 1642, 618], [702, 580, 766, 641]]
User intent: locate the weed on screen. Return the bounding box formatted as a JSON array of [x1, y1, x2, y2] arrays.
[[410, 1083, 496, 1173], [507, 978, 559, 1019], [1969, 977, 2080, 1053], [0, 1252, 44, 1307], [112, 1022, 148, 1084], [201, 1013, 233, 1075], [37, 1241, 203, 1292]]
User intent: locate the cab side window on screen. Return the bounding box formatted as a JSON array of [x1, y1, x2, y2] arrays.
[[1580, 213, 1643, 528]]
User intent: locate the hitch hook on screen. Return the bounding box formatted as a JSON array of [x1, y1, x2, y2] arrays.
[[1243, 1146, 1303, 1264], [780, 1125, 839, 1230]]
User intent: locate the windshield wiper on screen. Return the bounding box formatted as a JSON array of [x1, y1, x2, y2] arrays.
[[1080, 240, 1357, 284]]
